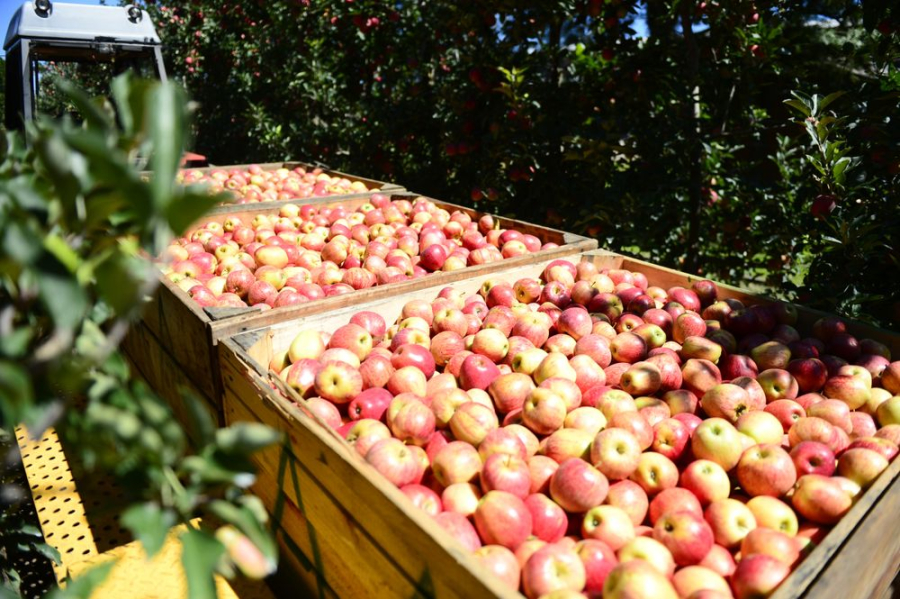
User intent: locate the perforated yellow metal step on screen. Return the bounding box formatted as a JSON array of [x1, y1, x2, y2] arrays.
[[15, 426, 275, 599]]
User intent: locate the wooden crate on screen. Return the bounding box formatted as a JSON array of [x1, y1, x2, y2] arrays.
[[124, 193, 597, 438], [218, 249, 900, 599]]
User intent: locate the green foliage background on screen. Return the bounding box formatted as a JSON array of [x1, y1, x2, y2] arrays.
[[143, 0, 899, 327]]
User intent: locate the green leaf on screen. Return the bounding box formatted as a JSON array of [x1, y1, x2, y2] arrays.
[[0, 360, 34, 426], [181, 528, 224, 599], [55, 79, 113, 133], [121, 502, 177, 558], [817, 91, 846, 112], [164, 190, 229, 238], [181, 388, 217, 448], [214, 423, 281, 456], [206, 500, 277, 570], [148, 83, 187, 213], [783, 99, 811, 117], [832, 157, 852, 185], [37, 253, 89, 330], [43, 234, 81, 273], [47, 560, 116, 599]]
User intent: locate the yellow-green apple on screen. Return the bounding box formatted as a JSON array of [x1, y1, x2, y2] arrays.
[[681, 336, 723, 363], [632, 323, 667, 350], [602, 560, 677, 599], [288, 329, 326, 362], [730, 554, 790, 599], [365, 438, 422, 487], [648, 488, 703, 524], [740, 527, 800, 566], [434, 511, 482, 552], [341, 419, 391, 458], [523, 388, 568, 435], [746, 496, 798, 537], [791, 474, 852, 524], [548, 457, 610, 514], [606, 480, 649, 527], [470, 328, 510, 362], [682, 359, 722, 397], [541, 428, 594, 463], [736, 443, 797, 497], [431, 441, 482, 486], [313, 361, 363, 404], [671, 566, 732, 598], [521, 543, 586, 599], [764, 399, 805, 433], [617, 536, 676, 578], [736, 410, 783, 444], [756, 368, 799, 402], [679, 459, 731, 507], [704, 498, 756, 549], [876, 395, 900, 426], [386, 396, 435, 446], [441, 481, 482, 516], [653, 510, 714, 566], [511, 348, 548, 377], [837, 447, 889, 488], [449, 401, 499, 446], [590, 428, 642, 480], [480, 453, 532, 498], [651, 418, 690, 461], [582, 505, 636, 551], [789, 440, 836, 477], [750, 341, 791, 371], [540, 378, 582, 413], [620, 361, 662, 396], [524, 493, 568, 543], [701, 383, 760, 423], [661, 389, 699, 415], [400, 484, 442, 517], [564, 407, 607, 436], [534, 352, 578, 384], [528, 455, 559, 495], [575, 539, 618, 596], [609, 332, 647, 364], [430, 388, 471, 429], [474, 490, 533, 550], [691, 418, 744, 471], [629, 452, 678, 496]]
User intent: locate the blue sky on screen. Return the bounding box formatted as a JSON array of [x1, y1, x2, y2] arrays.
[[1, 0, 104, 56]]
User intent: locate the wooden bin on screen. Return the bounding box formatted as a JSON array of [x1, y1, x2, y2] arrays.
[[123, 193, 597, 436], [217, 249, 900, 599]]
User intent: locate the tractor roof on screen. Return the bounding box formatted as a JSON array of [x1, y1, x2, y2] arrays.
[[4, 2, 161, 51]]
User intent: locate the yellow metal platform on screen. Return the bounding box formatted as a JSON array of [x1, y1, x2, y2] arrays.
[[15, 426, 275, 599]]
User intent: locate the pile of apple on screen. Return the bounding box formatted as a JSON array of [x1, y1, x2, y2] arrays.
[[161, 195, 557, 310], [179, 164, 374, 204], [269, 259, 900, 599]]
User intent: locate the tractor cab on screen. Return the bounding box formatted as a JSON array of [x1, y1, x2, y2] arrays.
[[4, 1, 166, 131]]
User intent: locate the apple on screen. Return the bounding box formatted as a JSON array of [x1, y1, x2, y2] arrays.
[[478, 428, 528, 461], [449, 401, 499, 446], [681, 336, 723, 363], [434, 511, 482, 552], [288, 329, 327, 362], [480, 453, 531, 498], [582, 505, 636, 551], [791, 474, 853, 524], [541, 428, 594, 463], [605, 480, 650, 527], [609, 332, 647, 364], [576, 539, 618, 595], [648, 487, 703, 524], [400, 484, 442, 517], [764, 399, 805, 433], [679, 459, 731, 507], [314, 361, 363, 404], [756, 368, 799, 402], [474, 490, 533, 550], [523, 388, 568, 435], [731, 554, 790, 599], [651, 418, 690, 461], [661, 389, 699, 415], [847, 436, 899, 461], [365, 438, 423, 487], [745, 495, 799, 537], [550, 458, 609, 513], [602, 560, 678, 599], [789, 440, 836, 477], [528, 455, 560, 495], [386, 396, 436, 446], [653, 510, 714, 566], [629, 452, 678, 497], [681, 359, 722, 397], [837, 447, 889, 488], [671, 566, 732, 598], [521, 544, 587, 599], [524, 493, 569, 543], [876, 395, 900, 426], [691, 418, 744, 471], [736, 443, 797, 497], [431, 441, 482, 486], [719, 354, 759, 381], [705, 498, 757, 549], [617, 536, 676, 578], [459, 354, 502, 391], [701, 383, 762, 423], [620, 361, 662, 396], [735, 410, 784, 445], [740, 527, 801, 566]]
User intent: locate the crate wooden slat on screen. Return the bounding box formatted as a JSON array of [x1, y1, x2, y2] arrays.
[[219, 249, 900, 599], [125, 193, 596, 439]]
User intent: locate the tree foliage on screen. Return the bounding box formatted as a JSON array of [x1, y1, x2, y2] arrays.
[[145, 0, 899, 326], [0, 75, 277, 597]]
